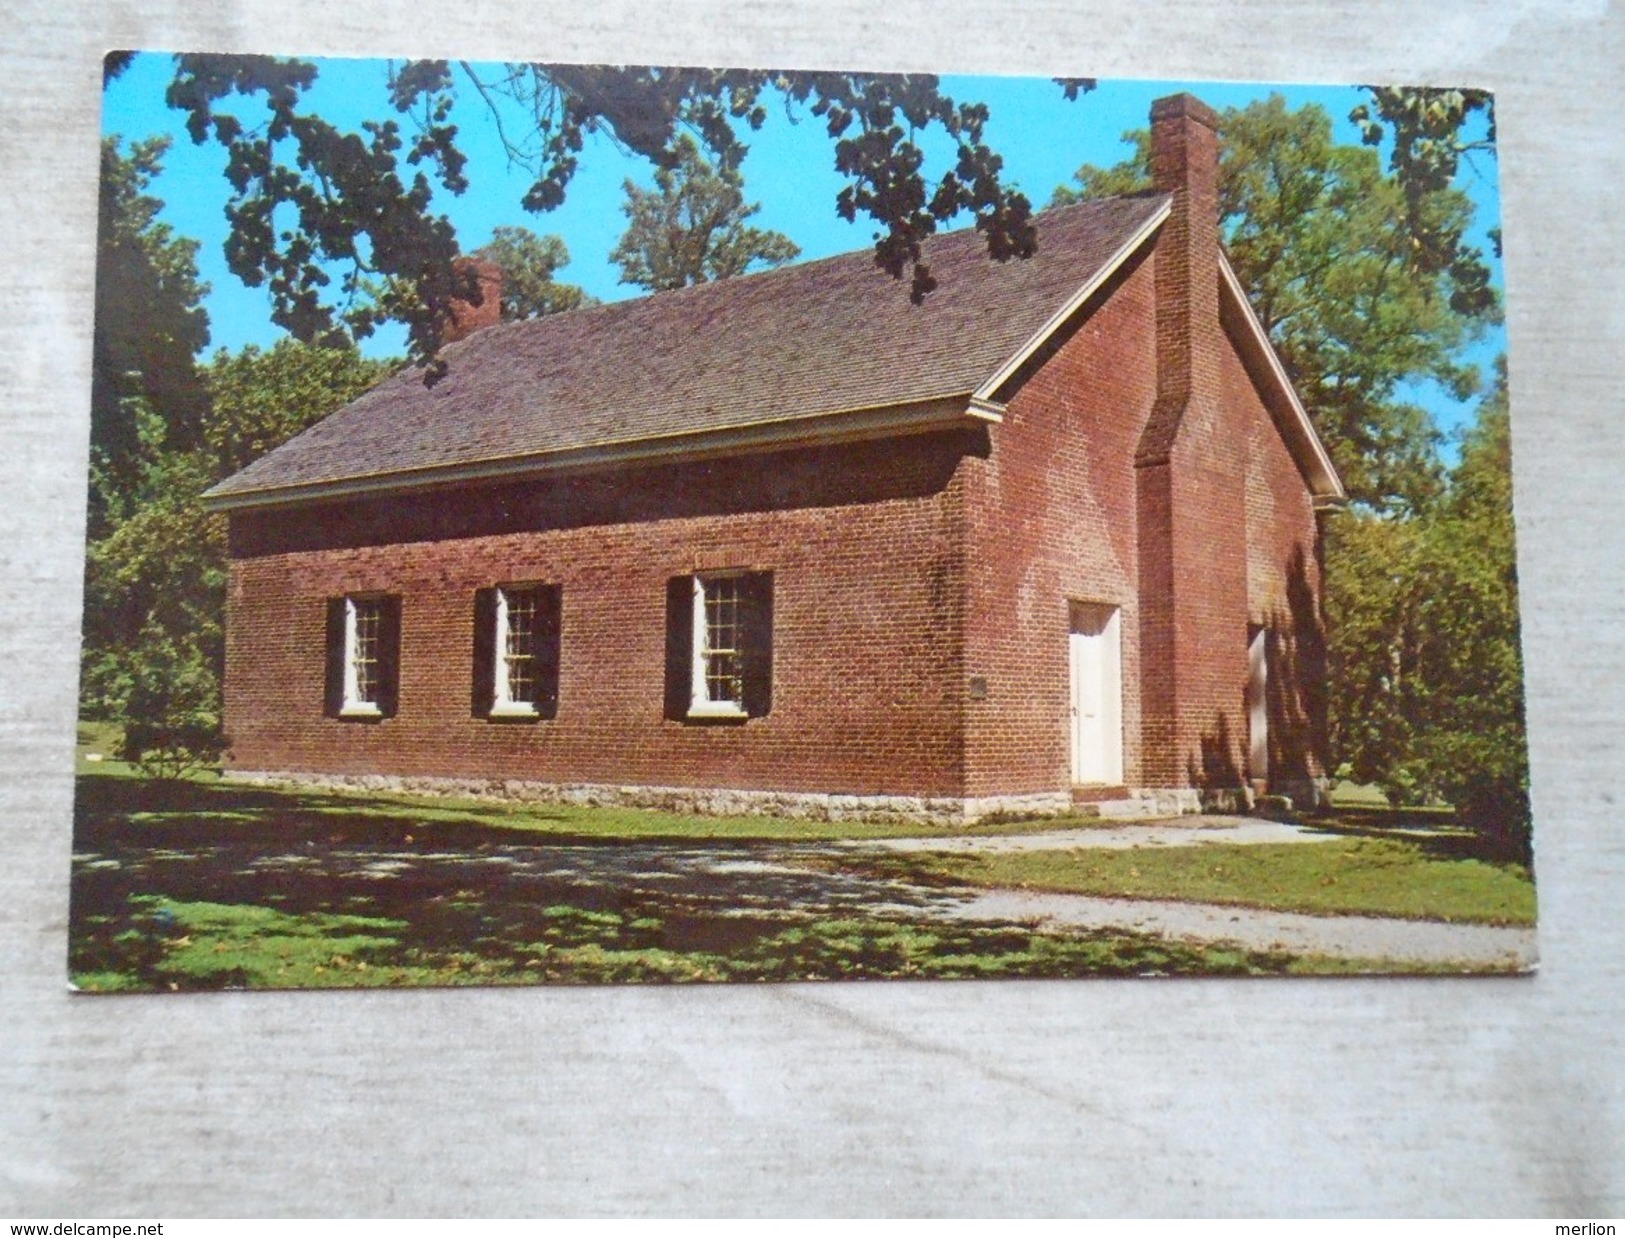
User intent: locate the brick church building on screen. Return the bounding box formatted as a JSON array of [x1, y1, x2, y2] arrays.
[[203, 93, 1345, 824]]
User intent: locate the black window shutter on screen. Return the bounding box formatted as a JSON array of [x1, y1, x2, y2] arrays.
[[663, 575, 693, 720], [376, 595, 402, 718], [323, 598, 347, 717], [741, 571, 774, 718], [537, 584, 562, 719], [471, 588, 497, 717]]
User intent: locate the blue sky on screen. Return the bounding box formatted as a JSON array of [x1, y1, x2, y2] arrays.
[[101, 55, 1507, 440]]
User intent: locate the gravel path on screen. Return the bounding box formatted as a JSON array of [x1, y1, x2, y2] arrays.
[[929, 887, 1536, 969], [833, 815, 1537, 968], [859, 815, 1339, 853]]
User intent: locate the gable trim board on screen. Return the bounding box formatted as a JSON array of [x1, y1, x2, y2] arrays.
[[1217, 252, 1345, 508], [969, 197, 1171, 409], [213, 92, 1341, 824]]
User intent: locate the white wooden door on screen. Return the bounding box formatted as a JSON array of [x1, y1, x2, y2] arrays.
[[1247, 625, 1269, 784], [1069, 603, 1123, 785]]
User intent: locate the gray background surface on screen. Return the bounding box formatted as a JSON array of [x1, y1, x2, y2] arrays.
[[3, 0, 1622, 1216]]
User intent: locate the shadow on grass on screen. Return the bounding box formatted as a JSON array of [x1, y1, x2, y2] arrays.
[[72, 771, 723, 852], [69, 838, 902, 991], [69, 771, 1310, 991], [71, 842, 1299, 991], [1269, 803, 1526, 870]]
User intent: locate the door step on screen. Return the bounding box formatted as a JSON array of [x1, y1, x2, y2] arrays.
[[1068, 786, 1205, 819], [1071, 784, 1131, 804]]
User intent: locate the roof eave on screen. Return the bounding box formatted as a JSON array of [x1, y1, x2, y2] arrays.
[[200, 395, 996, 513]]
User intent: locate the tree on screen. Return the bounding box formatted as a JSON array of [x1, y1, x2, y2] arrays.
[[1325, 365, 1528, 859], [83, 447, 228, 778], [203, 338, 398, 476], [473, 227, 595, 320], [1406, 367, 1529, 858], [90, 136, 211, 538], [133, 55, 1058, 374], [82, 333, 392, 777], [609, 135, 800, 291], [1322, 507, 1430, 802], [1350, 86, 1498, 316], [115, 57, 1496, 385], [1052, 95, 1493, 514], [82, 135, 215, 759]]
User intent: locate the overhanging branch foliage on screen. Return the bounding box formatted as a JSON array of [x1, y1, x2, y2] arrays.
[[1350, 86, 1498, 316], [144, 55, 1066, 378]]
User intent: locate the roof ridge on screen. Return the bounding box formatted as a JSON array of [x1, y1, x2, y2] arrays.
[[465, 192, 1171, 337]]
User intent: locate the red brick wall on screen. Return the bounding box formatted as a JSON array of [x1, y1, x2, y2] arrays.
[[1232, 339, 1328, 788], [960, 249, 1160, 798], [224, 431, 973, 797], [1135, 306, 1326, 795], [956, 238, 1325, 800], [443, 258, 503, 343], [1136, 94, 1246, 791], [223, 219, 1327, 805], [1159, 338, 1254, 791], [1132, 303, 1325, 796]]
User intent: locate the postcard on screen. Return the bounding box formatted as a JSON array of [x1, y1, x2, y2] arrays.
[[71, 56, 1534, 990]]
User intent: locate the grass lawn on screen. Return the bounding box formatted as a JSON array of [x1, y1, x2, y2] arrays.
[[856, 838, 1536, 926], [72, 891, 1338, 991]]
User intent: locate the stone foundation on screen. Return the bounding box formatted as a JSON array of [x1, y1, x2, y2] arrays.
[[228, 770, 1223, 826], [1198, 785, 1257, 814], [226, 769, 1089, 827]]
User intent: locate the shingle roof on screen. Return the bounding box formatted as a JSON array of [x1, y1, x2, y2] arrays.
[[205, 193, 1171, 506]]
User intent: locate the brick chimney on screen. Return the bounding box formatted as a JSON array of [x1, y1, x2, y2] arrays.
[[1140, 91, 1223, 462], [443, 257, 504, 343], [1134, 92, 1249, 793]]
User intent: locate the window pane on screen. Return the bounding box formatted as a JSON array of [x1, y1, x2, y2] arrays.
[[702, 576, 743, 706], [352, 599, 381, 703], [502, 588, 538, 704]]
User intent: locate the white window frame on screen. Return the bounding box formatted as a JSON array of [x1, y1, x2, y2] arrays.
[[491, 584, 543, 718], [340, 595, 384, 717], [689, 572, 748, 719]]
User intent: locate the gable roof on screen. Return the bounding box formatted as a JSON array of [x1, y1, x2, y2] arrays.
[[203, 194, 1175, 510], [203, 192, 1344, 511]]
